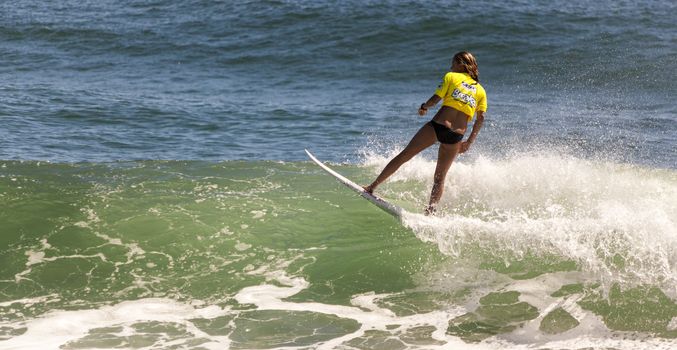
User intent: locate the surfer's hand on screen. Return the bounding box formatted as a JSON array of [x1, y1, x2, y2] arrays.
[[418, 104, 427, 116], [459, 141, 471, 153]]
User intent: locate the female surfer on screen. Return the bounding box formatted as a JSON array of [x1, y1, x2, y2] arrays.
[[363, 51, 487, 215]]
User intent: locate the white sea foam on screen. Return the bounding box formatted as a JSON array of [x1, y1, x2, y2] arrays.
[[234, 241, 252, 251], [363, 151, 677, 294], [250, 209, 266, 219], [3, 269, 675, 350], [0, 298, 231, 350], [233, 270, 676, 350], [668, 317, 677, 331], [0, 294, 60, 308]]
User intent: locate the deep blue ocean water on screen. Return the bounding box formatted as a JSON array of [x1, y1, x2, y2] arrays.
[[1, 0, 675, 166], [1, 1, 676, 349]]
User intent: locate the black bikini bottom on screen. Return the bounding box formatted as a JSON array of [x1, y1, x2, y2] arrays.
[[427, 121, 464, 144]]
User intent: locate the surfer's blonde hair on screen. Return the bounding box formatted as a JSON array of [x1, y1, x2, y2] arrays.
[[453, 51, 479, 82]]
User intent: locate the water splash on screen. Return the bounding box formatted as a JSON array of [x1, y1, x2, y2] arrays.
[[363, 150, 677, 294]]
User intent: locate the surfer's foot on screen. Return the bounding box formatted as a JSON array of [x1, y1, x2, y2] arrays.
[[363, 184, 375, 194], [424, 205, 437, 216]]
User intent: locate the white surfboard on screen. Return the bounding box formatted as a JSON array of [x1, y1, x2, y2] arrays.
[[305, 149, 403, 218]]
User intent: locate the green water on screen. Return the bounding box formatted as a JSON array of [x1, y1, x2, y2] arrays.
[[1, 160, 676, 349]]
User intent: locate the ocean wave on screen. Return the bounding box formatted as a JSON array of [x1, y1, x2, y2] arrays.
[[362, 150, 677, 294], [1, 158, 676, 346]]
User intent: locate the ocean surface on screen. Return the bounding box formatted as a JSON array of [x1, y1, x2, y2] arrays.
[[1, 0, 676, 349]]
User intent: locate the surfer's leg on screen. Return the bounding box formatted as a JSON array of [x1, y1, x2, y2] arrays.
[[426, 142, 461, 214], [364, 123, 436, 193]]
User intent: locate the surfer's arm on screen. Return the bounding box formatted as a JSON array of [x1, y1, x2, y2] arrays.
[[418, 95, 441, 116], [460, 111, 484, 153]]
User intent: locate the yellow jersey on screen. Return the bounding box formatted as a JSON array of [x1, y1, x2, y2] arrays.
[[434, 72, 487, 121]]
